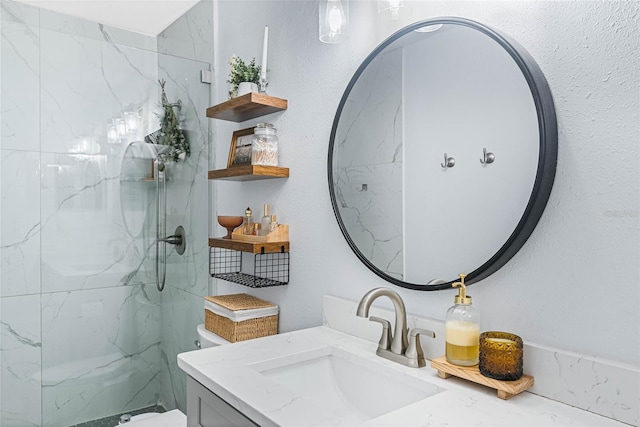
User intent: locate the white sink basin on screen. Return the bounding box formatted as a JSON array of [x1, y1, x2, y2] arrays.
[[250, 346, 444, 424]]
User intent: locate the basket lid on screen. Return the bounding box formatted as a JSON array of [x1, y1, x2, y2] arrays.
[[205, 293, 275, 311]]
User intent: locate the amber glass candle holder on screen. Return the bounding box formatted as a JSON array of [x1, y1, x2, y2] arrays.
[[479, 331, 523, 381]]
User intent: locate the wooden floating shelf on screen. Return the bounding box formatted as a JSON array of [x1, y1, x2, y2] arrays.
[[431, 356, 534, 400], [206, 93, 288, 122], [208, 165, 289, 181], [209, 238, 289, 254]]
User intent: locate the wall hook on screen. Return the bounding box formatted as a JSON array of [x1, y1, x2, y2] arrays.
[[441, 153, 455, 169], [480, 147, 495, 164]]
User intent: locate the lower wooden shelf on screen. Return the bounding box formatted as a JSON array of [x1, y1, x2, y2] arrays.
[[208, 165, 289, 181], [430, 356, 534, 400], [209, 238, 289, 254]]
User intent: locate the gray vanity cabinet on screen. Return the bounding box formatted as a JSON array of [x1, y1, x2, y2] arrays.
[[187, 376, 258, 427]]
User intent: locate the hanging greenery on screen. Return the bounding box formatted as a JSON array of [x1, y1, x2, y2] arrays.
[[158, 79, 189, 161]]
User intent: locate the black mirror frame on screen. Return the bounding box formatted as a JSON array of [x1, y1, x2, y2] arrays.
[[327, 17, 558, 291]]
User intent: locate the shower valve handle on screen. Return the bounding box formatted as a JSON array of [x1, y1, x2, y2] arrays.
[[158, 225, 186, 255], [159, 235, 182, 245]]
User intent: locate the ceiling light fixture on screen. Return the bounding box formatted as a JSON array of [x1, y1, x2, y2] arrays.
[[319, 0, 349, 44]]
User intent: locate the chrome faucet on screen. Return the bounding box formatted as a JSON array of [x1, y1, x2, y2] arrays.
[[356, 288, 435, 368]]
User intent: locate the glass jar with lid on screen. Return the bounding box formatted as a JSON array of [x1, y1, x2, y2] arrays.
[[251, 123, 279, 166]]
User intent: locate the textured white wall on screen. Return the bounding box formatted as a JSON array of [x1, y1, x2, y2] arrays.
[[212, 1, 639, 367]]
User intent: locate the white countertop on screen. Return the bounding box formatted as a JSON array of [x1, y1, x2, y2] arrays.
[[178, 326, 626, 427]]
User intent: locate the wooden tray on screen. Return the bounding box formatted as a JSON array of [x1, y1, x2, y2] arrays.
[[231, 224, 288, 243], [431, 356, 534, 400]]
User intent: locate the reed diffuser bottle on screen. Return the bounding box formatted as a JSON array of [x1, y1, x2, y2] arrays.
[[260, 204, 271, 236], [242, 207, 254, 235], [445, 274, 480, 366]]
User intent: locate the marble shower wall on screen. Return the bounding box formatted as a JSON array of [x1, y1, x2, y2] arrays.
[[333, 47, 404, 279], [156, 0, 212, 414], [0, 1, 211, 425]]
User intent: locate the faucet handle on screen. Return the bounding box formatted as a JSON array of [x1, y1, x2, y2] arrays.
[[369, 316, 392, 351], [405, 328, 436, 368]]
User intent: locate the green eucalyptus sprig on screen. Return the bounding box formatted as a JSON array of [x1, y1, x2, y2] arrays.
[[227, 55, 261, 93], [157, 79, 189, 162]]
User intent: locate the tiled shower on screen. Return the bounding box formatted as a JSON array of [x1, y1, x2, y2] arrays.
[[0, 1, 212, 425]]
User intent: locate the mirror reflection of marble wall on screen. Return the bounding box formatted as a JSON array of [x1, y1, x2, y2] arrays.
[[333, 47, 404, 279]]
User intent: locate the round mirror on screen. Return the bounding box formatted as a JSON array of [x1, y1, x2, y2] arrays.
[[328, 17, 557, 290]]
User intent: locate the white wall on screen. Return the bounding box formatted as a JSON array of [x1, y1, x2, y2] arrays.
[[211, 0, 639, 368]]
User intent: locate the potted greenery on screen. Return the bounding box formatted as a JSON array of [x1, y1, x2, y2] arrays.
[[227, 55, 262, 98]]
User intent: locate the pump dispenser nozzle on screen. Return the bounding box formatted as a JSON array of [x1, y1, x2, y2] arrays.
[[453, 274, 472, 305], [446, 273, 479, 366]]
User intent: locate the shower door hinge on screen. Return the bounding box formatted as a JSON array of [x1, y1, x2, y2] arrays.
[[201, 69, 212, 84]]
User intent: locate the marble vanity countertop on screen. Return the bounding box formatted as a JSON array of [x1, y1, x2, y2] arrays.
[[178, 326, 626, 427]]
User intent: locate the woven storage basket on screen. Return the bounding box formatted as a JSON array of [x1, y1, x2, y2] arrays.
[[204, 293, 278, 343]]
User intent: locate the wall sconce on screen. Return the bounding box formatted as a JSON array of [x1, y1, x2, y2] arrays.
[[319, 0, 349, 44], [378, 0, 410, 20]]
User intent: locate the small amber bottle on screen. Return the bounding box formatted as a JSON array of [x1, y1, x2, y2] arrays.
[[445, 274, 480, 366]]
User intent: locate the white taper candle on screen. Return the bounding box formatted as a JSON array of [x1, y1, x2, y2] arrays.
[[261, 25, 268, 81]]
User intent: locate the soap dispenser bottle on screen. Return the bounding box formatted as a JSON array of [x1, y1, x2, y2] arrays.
[[445, 274, 480, 366]]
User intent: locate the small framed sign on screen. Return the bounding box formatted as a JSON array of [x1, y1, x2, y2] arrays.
[[227, 127, 255, 168]]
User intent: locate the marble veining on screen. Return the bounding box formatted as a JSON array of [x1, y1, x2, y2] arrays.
[[38, 8, 156, 52], [178, 325, 628, 426], [1, 7, 39, 152], [157, 0, 213, 64], [40, 28, 159, 154], [40, 285, 161, 426], [0, 295, 42, 427], [332, 46, 404, 281], [1, 150, 41, 297], [334, 163, 403, 279], [0, 1, 212, 425], [334, 48, 402, 169]]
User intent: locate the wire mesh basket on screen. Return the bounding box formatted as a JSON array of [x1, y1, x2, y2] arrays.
[[209, 247, 289, 288]]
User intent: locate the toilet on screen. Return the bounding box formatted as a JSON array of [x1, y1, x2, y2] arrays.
[[116, 325, 229, 426], [197, 323, 231, 348], [118, 410, 186, 426]]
